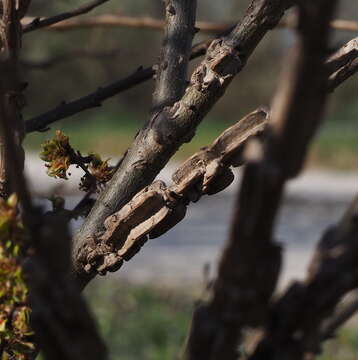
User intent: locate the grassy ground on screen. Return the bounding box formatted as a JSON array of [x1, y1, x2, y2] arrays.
[[85, 279, 194, 360], [24, 110, 358, 170], [85, 280, 358, 360]]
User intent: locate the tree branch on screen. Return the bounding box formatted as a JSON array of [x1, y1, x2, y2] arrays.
[[0, 0, 25, 199], [24, 33, 358, 135], [21, 14, 358, 34], [69, 0, 296, 285], [250, 196, 358, 360], [183, 2, 338, 359], [320, 292, 358, 342], [73, 108, 268, 285], [25, 37, 214, 133], [327, 57, 358, 91], [152, 0, 197, 111], [22, 0, 110, 33]]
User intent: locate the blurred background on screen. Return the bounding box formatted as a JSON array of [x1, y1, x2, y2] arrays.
[[22, 1, 358, 359]]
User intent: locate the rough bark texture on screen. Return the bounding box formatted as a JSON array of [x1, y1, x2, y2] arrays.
[[72, 0, 294, 285], [153, 0, 197, 111], [183, 2, 338, 360], [75, 109, 268, 287], [22, 0, 109, 33], [250, 196, 358, 360]]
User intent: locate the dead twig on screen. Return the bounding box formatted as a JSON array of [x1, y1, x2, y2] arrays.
[[22, 0, 110, 33], [21, 14, 358, 34]]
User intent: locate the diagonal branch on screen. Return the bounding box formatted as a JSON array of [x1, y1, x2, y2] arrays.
[[71, 0, 295, 284], [321, 292, 358, 342], [22, 0, 110, 33], [72, 38, 356, 287], [21, 14, 358, 34], [25, 37, 215, 133], [73, 109, 268, 283], [327, 57, 358, 91]]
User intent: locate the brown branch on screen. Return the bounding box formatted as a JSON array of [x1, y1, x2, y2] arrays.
[[0, 4, 108, 358], [69, 34, 356, 284], [24, 27, 357, 135], [321, 292, 358, 342], [152, 0, 197, 111], [71, 0, 295, 284], [25, 37, 214, 133], [22, 0, 110, 33], [0, 0, 26, 200], [21, 48, 121, 70], [74, 108, 268, 285], [327, 57, 358, 91], [21, 14, 358, 34], [183, 2, 338, 360], [250, 196, 358, 360]]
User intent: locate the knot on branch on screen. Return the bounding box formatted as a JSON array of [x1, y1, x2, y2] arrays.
[[191, 38, 242, 91], [76, 109, 268, 277]]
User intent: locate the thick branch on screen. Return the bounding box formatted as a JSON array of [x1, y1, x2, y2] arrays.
[[183, 2, 338, 360], [73, 109, 268, 285], [22, 0, 110, 33], [152, 0, 197, 111], [21, 14, 358, 34], [72, 0, 295, 284]]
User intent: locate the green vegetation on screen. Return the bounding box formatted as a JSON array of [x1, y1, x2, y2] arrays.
[[85, 280, 194, 360], [25, 105, 358, 169], [319, 327, 358, 360], [86, 280, 358, 360]]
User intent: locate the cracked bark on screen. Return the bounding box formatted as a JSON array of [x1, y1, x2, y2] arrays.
[[183, 1, 338, 359], [74, 109, 268, 285], [152, 0, 197, 112], [72, 0, 294, 286]]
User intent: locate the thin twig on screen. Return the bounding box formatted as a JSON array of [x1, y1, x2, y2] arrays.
[[22, 0, 110, 33], [21, 14, 358, 34], [25, 37, 214, 133]]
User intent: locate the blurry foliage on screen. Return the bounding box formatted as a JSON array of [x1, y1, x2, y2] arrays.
[[40, 130, 72, 179], [86, 279, 358, 360], [0, 195, 34, 359], [85, 280, 193, 360]]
